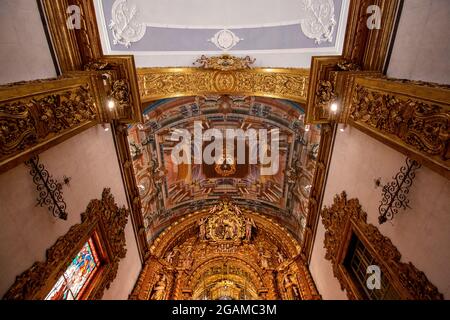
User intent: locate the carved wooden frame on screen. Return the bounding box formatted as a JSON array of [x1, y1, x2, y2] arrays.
[[321, 191, 443, 300], [3, 188, 129, 300], [137, 66, 310, 105]]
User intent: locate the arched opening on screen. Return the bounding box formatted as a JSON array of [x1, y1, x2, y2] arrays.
[[130, 201, 320, 300]]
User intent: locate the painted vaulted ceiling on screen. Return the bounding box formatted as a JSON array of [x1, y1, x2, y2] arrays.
[[127, 97, 320, 244], [93, 0, 350, 67]]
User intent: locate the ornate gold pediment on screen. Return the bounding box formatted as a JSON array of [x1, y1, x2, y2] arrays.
[[194, 55, 256, 71], [201, 201, 248, 242]]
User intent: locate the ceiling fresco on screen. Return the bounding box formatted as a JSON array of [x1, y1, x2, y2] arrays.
[[127, 96, 321, 244]]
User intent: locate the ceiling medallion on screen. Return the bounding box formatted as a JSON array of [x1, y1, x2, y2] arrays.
[[194, 54, 256, 71], [199, 201, 256, 242], [209, 29, 243, 51], [109, 0, 146, 48], [214, 155, 237, 177], [299, 0, 336, 44]]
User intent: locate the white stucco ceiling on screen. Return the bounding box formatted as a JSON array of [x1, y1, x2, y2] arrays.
[[110, 0, 312, 28], [94, 0, 350, 68]]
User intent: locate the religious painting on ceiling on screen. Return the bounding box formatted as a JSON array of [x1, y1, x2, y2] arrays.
[[127, 96, 321, 244]]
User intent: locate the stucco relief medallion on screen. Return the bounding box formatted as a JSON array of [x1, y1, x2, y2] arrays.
[[299, 0, 336, 44], [109, 0, 146, 48], [209, 29, 243, 51]]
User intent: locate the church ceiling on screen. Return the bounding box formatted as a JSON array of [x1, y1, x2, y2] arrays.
[[127, 96, 321, 244], [94, 0, 350, 67]]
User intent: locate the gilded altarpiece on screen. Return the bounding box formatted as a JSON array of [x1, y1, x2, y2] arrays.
[[130, 201, 320, 300]]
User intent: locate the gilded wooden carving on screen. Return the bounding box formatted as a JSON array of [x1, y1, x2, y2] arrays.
[[321, 191, 443, 300], [130, 202, 320, 300], [0, 76, 98, 173], [137, 66, 309, 104], [316, 80, 337, 112], [301, 123, 336, 262], [194, 55, 256, 71], [305, 0, 402, 123], [3, 188, 129, 300], [349, 77, 450, 178]]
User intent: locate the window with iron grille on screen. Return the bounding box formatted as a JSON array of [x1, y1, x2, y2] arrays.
[[344, 234, 400, 300]]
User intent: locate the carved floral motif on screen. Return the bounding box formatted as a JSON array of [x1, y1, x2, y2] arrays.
[[316, 80, 337, 109], [111, 79, 132, 110], [351, 85, 450, 161], [194, 55, 255, 71], [138, 65, 309, 104], [0, 86, 96, 159]]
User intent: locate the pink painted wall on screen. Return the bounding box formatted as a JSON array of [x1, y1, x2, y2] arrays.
[[0, 125, 142, 299], [387, 0, 450, 84], [309, 126, 450, 299], [0, 0, 57, 84]]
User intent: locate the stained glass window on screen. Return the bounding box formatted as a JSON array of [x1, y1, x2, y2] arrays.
[[45, 238, 100, 300]]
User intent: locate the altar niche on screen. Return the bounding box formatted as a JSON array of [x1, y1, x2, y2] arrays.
[[130, 201, 321, 300]]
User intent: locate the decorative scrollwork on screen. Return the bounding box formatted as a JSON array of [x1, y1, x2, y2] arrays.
[[25, 155, 68, 220], [299, 0, 336, 44], [194, 54, 255, 71], [109, 0, 146, 48], [316, 80, 336, 110], [350, 80, 450, 173], [138, 61, 309, 104], [337, 60, 361, 72], [0, 81, 97, 172], [209, 30, 243, 51], [378, 158, 421, 224], [111, 79, 131, 110]]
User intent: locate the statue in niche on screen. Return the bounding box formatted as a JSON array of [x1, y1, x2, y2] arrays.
[[150, 273, 167, 300], [198, 217, 208, 240], [283, 274, 301, 300], [180, 245, 193, 270], [244, 217, 256, 241], [259, 249, 271, 269], [165, 247, 178, 264], [276, 252, 285, 264]]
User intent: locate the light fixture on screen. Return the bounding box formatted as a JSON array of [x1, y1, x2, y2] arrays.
[[108, 99, 116, 110], [304, 124, 310, 132], [330, 102, 338, 113], [339, 124, 347, 132], [101, 124, 110, 132]]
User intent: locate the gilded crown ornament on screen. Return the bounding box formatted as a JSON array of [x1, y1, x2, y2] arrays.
[[194, 55, 256, 71]]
